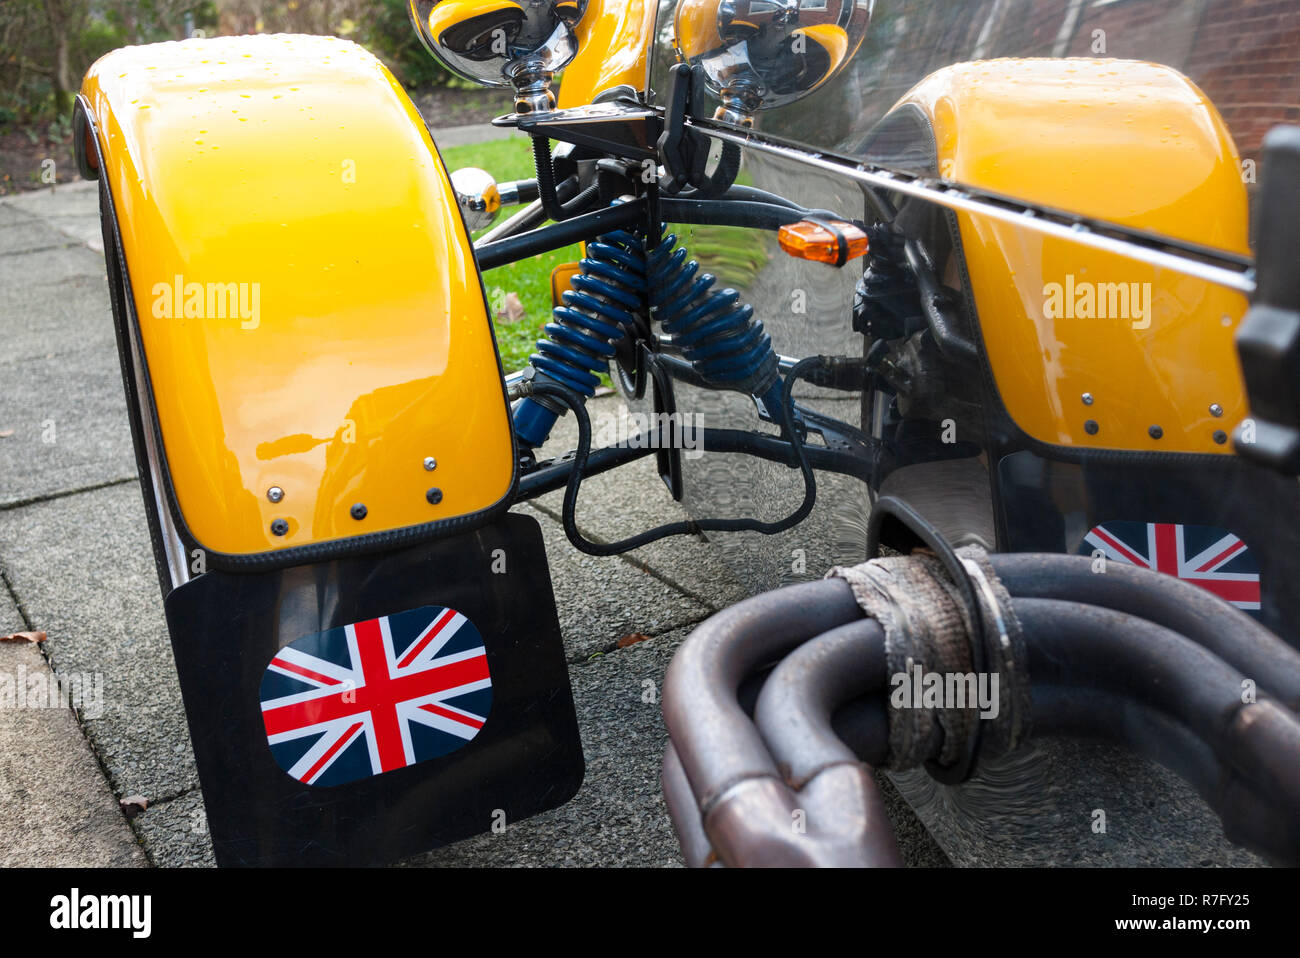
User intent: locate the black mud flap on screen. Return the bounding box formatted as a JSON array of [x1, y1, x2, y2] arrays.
[[163, 513, 583, 866]]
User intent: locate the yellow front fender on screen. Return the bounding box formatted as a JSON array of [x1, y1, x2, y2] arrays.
[[894, 58, 1251, 455], [80, 34, 515, 563]]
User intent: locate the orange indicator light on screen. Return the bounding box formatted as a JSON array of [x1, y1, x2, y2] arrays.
[[778, 219, 869, 267]]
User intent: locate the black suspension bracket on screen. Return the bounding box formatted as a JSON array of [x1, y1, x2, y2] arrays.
[[657, 63, 739, 197]]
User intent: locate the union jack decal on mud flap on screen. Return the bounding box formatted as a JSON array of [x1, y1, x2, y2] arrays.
[[1079, 520, 1261, 615], [261, 606, 492, 786]]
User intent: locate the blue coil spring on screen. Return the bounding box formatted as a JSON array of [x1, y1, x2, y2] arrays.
[[646, 224, 780, 399], [513, 228, 646, 448], [514, 221, 787, 450]]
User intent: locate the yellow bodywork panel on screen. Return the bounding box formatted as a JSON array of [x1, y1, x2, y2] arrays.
[[82, 34, 514, 557], [896, 59, 1250, 454], [550, 261, 582, 309], [560, 0, 657, 108]]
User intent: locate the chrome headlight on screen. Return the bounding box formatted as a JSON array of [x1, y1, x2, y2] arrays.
[[449, 167, 502, 232], [673, 0, 873, 126], [409, 0, 586, 114]]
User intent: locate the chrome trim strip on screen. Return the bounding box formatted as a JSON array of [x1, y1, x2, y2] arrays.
[[694, 121, 1257, 296]]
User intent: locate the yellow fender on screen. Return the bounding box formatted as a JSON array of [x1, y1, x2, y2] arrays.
[[894, 58, 1250, 455], [78, 34, 515, 564]]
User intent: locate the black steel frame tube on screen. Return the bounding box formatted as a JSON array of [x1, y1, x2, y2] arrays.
[[475, 200, 645, 271], [659, 197, 807, 231]]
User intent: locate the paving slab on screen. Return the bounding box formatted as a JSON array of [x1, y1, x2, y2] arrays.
[[0, 218, 70, 255], [0, 347, 135, 508], [520, 502, 713, 659], [0, 195, 135, 506], [0, 481, 195, 804], [130, 789, 215, 869], [528, 393, 751, 612], [3, 271, 116, 364], [0, 180, 103, 251], [0, 588, 147, 867], [413, 626, 688, 867]]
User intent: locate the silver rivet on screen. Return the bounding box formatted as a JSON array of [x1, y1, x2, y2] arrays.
[[423, 457, 437, 471], [1210, 404, 1223, 417], [1081, 393, 1094, 406], [267, 486, 284, 503]]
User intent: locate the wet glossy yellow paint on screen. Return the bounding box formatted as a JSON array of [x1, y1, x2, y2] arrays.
[[560, 0, 657, 108], [82, 34, 514, 556], [897, 59, 1251, 453]]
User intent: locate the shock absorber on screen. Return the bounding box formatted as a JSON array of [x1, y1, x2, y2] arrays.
[[512, 228, 647, 448], [646, 223, 786, 419]]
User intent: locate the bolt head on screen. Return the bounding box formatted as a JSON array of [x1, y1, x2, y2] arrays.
[[1210, 404, 1224, 417], [350, 503, 367, 520], [267, 485, 284, 503], [423, 457, 437, 471], [1149, 425, 1164, 440], [1213, 430, 1228, 445], [1084, 419, 1099, 435], [270, 518, 289, 537], [1081, 393, 1094, 406], [426, 487, 443, 505]]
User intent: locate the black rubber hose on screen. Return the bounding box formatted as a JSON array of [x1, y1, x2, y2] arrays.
[[903, 238, 980, 366], [669, 183, 844, 221], [992, 551, 1300, 711], [528, 359, 818, 557], [753, 618, 890, 786], [659, 197, 807, 231]]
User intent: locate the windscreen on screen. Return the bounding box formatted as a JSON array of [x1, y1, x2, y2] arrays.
[[652, 0, 1296, 251]]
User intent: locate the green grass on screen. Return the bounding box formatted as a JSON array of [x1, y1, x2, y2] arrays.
[[440, 139, 771, 375], [441, 138, 579, 374]]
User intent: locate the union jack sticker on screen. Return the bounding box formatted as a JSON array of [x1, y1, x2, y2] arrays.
[[259, 606, 493, 786], [1079, 520, 1261, 615]]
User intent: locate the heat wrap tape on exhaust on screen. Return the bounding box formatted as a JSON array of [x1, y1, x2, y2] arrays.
[[824, 546, 1030, 771]]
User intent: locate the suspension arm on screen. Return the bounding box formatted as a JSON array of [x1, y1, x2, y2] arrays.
[[474, 199, 646, 271], [515, 422, 875, 502]]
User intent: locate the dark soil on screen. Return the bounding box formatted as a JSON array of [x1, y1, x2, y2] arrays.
[[0, 126, 82, 197]]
